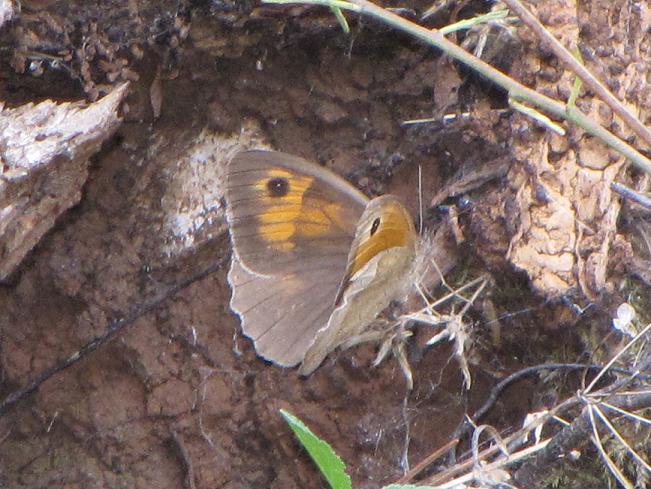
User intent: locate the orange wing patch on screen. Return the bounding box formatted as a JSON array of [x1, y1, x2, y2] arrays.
[[335, 199, 415, 305], [347, 206, 413, 277], [254, 168, 346, 250]]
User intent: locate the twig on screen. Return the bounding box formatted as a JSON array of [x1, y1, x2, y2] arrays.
[[457, 276, 487, 317], [426, 396, 578, 486], [419, 364, 650, 486], [170, 430, 197, 489], [406, 275, 488, 317], [263, 0, 651, 174], [0, 255, 228, 417], [400, 396, 411, 473], [592, 403, 651, 473], [459, 363, 651, 439], [612, 182, 651, 210], [427, 386, 649, 487], [586, 403, 634, 489], [513, 389, 651, 487], [423, 330, 651, 486], [394, 438, 459, 484], [509, 98, 566, 135], [585, 322, 651, 393], [500, 0, 651, 150], [437, 437, 551, 488], [601, 400, 651, 426]]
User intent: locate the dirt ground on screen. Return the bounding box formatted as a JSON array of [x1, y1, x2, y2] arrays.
[[1, 1, 650, 488]]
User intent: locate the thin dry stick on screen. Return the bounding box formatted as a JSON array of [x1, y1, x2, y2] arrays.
[[437, 438, 551, 489], [170, 430, 198, 489], [585, 322, 651, 394], [425, 395, 578, 486], [586, 404, 634, 489], [501, 0, 651, 150], [592, 403, 651, 473], [462, 363, 651, 436], [345, 0, 651, 173], [0, 255, 229, 417], [612, 182, 651, 210], [601, 400, 651, 426], [513, 389, 651, 487], [394, 438, 459, 484], [264, 0, 651, 174], [426, 362, 651, 486]]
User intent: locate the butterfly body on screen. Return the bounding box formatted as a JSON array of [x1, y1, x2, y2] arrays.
[[225, 150, 417, 373]]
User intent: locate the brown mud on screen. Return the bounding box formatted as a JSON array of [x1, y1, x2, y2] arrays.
[[0, 1, 649, 488]]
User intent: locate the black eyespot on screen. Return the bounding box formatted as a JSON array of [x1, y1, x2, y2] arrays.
[[370, 217, 381, 236], [267, 177, 289, 197]]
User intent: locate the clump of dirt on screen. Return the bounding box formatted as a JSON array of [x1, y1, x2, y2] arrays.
[[0, 1, 649, 488]]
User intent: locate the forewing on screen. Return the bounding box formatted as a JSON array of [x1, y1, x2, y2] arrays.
[[225, 150, 369, 366], [225, 150, 368, 276]]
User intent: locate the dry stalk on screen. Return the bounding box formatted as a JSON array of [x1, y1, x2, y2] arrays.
[[263, 0, 651, 174]]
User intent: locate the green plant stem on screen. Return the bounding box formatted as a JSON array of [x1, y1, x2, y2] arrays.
[[263, 0, 651, 175], [501, 0, 651, 150], [509, 98, 565, 135], [329, 4, 351, 33], [439, 9, 508, 35]]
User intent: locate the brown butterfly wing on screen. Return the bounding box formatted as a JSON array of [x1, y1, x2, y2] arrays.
[[226, 151, 368, 275], [300, 196, 418, 375], [228, 260, 339, 366], [225, 151, 369, 366]]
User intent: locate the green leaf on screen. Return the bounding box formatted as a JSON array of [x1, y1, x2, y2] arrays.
[[280, 409, 352, 489]]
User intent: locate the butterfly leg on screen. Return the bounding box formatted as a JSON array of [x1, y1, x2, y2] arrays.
[[338, 318, 392, 349], [372, 321, 415, 389]]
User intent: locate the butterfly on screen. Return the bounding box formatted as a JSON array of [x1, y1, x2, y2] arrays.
[[225, 150, 417, 375]]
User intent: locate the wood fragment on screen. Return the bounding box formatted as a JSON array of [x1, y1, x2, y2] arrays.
[[0, 0, 13, 28], [0, 83, 128, 280]]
